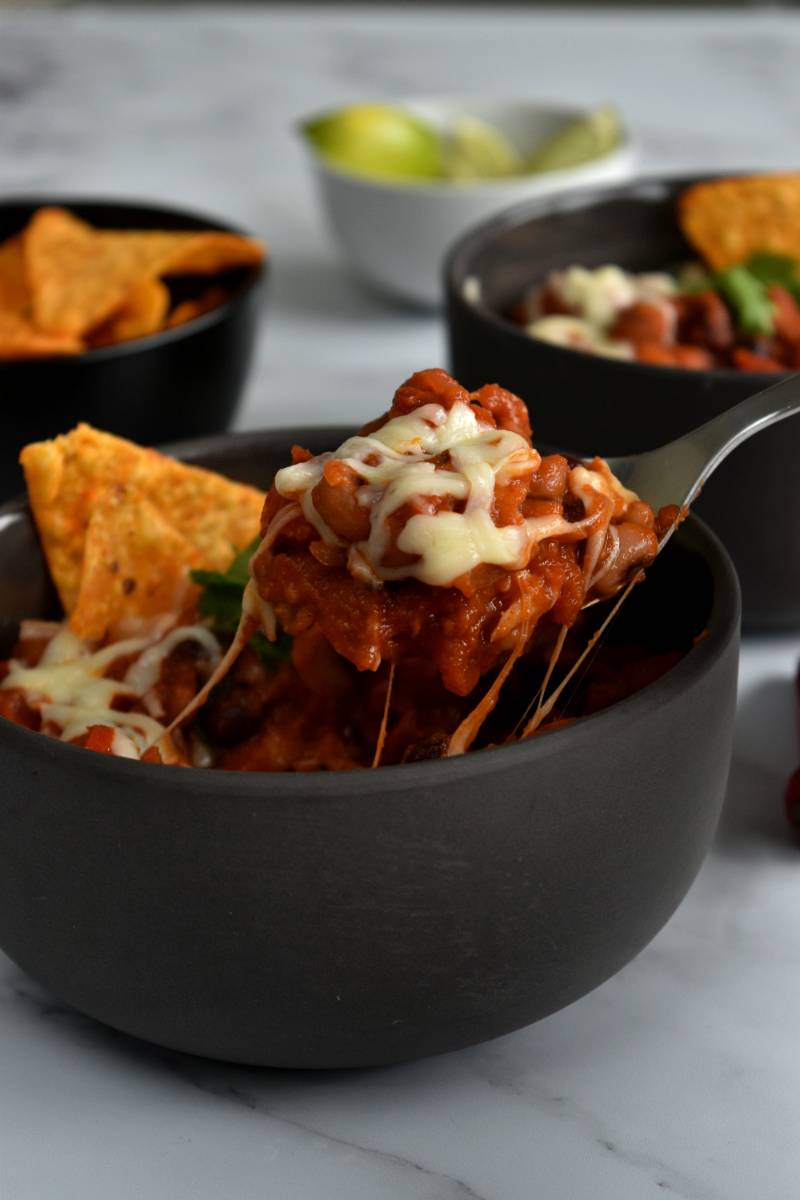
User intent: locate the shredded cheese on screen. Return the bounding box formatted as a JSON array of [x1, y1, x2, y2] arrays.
[[273, 401, 627, 589], [2, 624, 221, 759]]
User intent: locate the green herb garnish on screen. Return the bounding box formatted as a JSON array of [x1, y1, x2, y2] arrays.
[[713, 264, 775, 336], [743, 252, 800, 303], [190, 538, 292, 666]]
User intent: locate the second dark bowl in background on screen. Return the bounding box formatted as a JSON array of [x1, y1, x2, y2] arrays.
[[446, 175, 799, 630], [0, 197, 266, 500]]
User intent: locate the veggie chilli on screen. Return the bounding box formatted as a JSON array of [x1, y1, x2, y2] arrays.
[[512, 173, 800, 373], [1, 370, 682, 770], [515, 258, 800, 373]]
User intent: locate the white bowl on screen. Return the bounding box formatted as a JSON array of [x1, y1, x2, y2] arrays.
[[303, 97, 636, 309]]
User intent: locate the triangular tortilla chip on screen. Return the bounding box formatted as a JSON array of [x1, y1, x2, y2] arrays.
[[24, 207, 264, 337], [69, 484, 199, 641], [20, 424, 265, 614], [87, 277, 170, 347], [0, 236, 30, 315], [679, 174, 800, 270], [166, 286, 227, 329], [24, 208, 193, 337], [0, 311, 83, 359], [159, 231, 265, 275]]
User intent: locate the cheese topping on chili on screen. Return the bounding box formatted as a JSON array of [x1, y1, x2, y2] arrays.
[[1, 624, 221, 757], [273, 400, 636, 588]]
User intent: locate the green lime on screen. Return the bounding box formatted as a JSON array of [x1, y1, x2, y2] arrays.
[[302, 104, 443, 182], [441, 115, 523, 181], [525, 106, 622, 174]]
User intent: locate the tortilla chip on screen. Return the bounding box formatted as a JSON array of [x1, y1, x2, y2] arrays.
[[87, 278, 170, 347], [20, 424, 265, 615], [22, 206, 264, 341], [679, 174, 800, 270], [160, 232, 264, 275], [0, 236, 30, 315], [70, 484, 199, 641], [0, 310, 83, 360], [166, 286, 228, 329], [24, 208, 191, 337]]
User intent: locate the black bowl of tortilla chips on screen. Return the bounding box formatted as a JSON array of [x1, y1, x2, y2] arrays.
[[0, 197, 267, 501]]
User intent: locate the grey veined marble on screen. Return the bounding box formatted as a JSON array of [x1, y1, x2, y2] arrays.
[[1, 6, 800, 1199]]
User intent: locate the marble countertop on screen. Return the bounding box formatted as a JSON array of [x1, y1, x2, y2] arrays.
[[2, 6, 800, 1198]]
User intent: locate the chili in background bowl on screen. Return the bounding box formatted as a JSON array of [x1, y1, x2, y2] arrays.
[[445, 175, 799, 630], [0, 197, 266, 501], [0, 429, 740, 1068]]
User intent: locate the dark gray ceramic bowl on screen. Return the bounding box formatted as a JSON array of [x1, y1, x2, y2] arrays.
[[0, 430, 740, 1068], [0, 197, 266, 501], [445, 175, 799, 630]]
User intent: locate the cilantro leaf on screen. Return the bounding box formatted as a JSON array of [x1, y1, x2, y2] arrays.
[[251, 631, 293, 666], [190, 538, 292, 666], [744, 252, 800, 303], [713, 264, 774, 336], [190, 536, 260, 634]]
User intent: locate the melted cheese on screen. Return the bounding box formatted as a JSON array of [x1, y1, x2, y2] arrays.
[[548, 265, 676, 330], [272, 401, 637, 589], [527, 315, 634, 361], [273, 401, 607, 587], [2, 625, 221, 759]]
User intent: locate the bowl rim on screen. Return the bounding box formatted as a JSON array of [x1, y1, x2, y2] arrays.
[[0, 427, 741, 796], [443, 169, 780, 388], [300, 95, 634, 198], [0, 193, 267, 367]]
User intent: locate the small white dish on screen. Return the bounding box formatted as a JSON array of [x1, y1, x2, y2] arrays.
[[302, 97, 636, 309]]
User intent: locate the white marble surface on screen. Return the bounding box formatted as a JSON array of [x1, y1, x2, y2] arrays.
[[2, 6, 800, 1199]]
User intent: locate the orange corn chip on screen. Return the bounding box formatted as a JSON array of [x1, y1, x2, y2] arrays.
[[25, 208, 191, 337], [69, 484, 199, 641], [166, 286, 228, 329], [20, 424, 265, 615], [679, 174, 800, 270], [0, 311, 83, 360], [24, 207, 264, 338], [0, 236, 30, 316], [88, 277, 170, 347], [160, 232, 264, 275]]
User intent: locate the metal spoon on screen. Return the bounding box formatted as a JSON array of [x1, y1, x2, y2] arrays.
[[518, 373, 800, 737], [605, 371, 800, 548]]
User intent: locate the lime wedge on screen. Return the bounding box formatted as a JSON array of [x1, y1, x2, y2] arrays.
[[302, 104, 443, 182], [525, 106, 622, 174], [442, 115, 523, 181]]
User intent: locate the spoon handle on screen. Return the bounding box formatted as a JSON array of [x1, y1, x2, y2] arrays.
[[680, 371, 800, 487]]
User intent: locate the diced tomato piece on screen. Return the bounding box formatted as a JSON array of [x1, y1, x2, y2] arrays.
[[730, 347, 785, 373], [610, 301, 674, 346], [83, 724, 117, 754], [0, 687, 39, 729], [633, 342, 713, 370]]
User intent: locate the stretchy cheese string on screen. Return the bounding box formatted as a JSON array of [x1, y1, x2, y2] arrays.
[[371, 661, 396, 769], [446, 622, 532, 758], [509, 624, 569, 742], [161, 503, 300, 743], [521, 574, 641, 739]]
